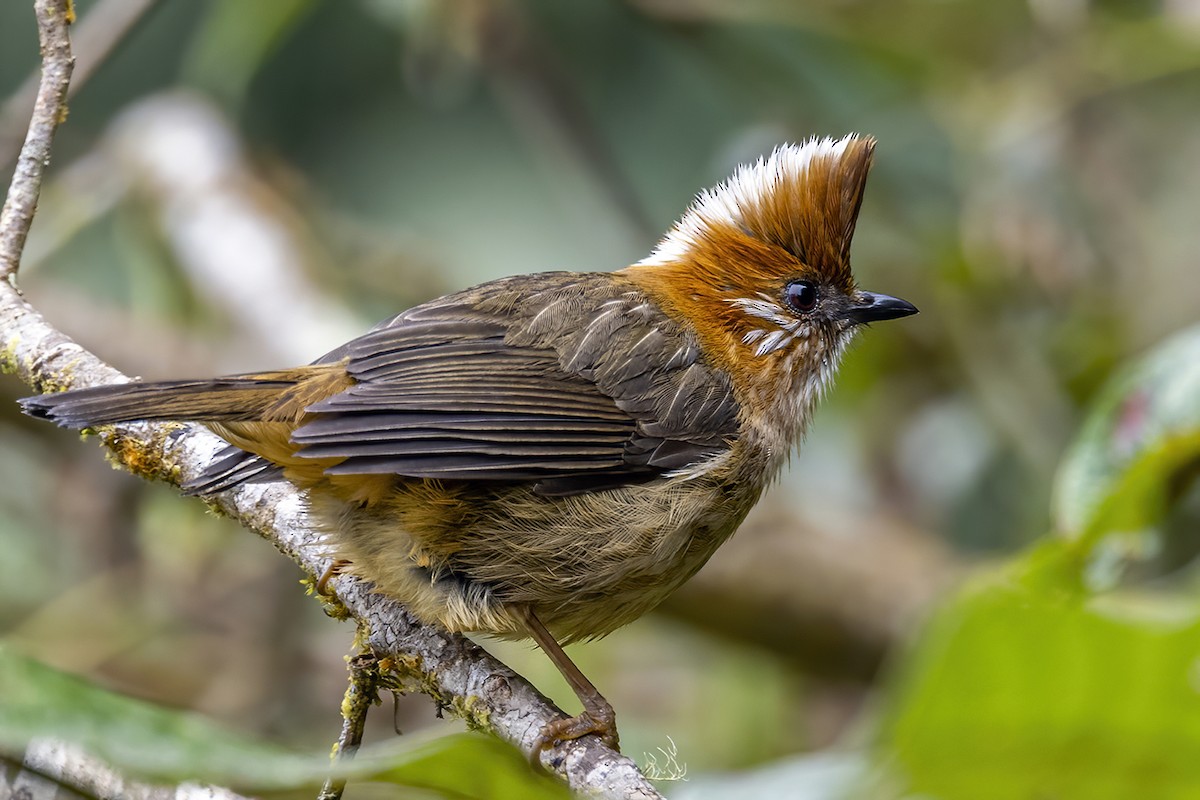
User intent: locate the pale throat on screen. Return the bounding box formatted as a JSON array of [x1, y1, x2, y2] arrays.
[[734, 311, 856, 458]]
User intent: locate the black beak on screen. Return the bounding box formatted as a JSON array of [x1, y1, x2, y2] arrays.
[[845, 291, 918, 325]]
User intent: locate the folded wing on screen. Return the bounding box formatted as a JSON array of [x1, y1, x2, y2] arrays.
[[206, 273, 741, 496]]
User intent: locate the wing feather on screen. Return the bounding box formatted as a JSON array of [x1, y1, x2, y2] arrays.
[[287, 273, 739, 495]]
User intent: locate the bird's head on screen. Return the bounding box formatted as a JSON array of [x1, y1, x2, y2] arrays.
[[623, 134, 916, 438]]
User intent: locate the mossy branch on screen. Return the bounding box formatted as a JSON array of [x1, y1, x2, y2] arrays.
[[0, 1, 661, 797]]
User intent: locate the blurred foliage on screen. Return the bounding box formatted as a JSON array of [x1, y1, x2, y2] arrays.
[[1055, 325, 1200, 557], [2, 0, 1200, 797], [872, 321, 1200, 798], [0, 646, 567, 798], [878, 576, 1200, 800]]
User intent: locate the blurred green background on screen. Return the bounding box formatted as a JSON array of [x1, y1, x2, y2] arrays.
[[2, 0, 1200, 797]]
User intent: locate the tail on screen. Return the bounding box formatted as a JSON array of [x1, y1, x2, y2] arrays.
[[20, 374, 303, 430]]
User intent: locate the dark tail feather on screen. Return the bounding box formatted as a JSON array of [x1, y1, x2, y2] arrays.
[[182, 445, 285, 496], [19, 377, 296, 430]]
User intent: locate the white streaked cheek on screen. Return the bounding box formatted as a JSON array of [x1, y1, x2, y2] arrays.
[[729, 295, 806, 356], [753, 329, 791, 356], [729, 294, 793, 328]]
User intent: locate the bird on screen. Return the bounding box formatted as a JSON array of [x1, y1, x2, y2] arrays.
[[21, 133, 917, 755]]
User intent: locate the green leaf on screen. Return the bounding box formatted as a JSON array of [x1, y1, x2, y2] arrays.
[[875, 578, 1200, 800], [1053, 324, 1200, 544], [0, 645, 567, 799], [0, 643, 309, 784]]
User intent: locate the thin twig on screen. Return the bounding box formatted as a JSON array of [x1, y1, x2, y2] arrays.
[[0, 0, 74, 283], [317, 648, 381, 800], [0, 2, 661, 797]]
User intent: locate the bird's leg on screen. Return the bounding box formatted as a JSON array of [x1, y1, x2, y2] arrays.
[[518, 606, 620, 754]]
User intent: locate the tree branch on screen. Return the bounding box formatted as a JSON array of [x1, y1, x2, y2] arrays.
[[3, 739, 251, 800], [317, 648, 380, 800], [0, 2, 661, 797], [0, 0, 74, 283]]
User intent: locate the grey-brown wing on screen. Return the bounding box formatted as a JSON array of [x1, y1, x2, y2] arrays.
[[288, 273, 740, 496]]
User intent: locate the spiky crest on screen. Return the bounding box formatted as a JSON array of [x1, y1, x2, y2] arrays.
[[635, 134, 874, 289], [621, 134, 876, 412]]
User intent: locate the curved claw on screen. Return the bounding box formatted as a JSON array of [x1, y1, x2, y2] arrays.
[[534, 704, 620, 757], [316, 559, 351, 597]]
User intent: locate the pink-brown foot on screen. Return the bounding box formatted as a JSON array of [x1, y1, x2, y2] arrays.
[[516, 605, 621, 765], [533, 702, 620, 759]]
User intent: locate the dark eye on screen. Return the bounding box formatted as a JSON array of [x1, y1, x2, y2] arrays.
[[783, 280, 819, 313]]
